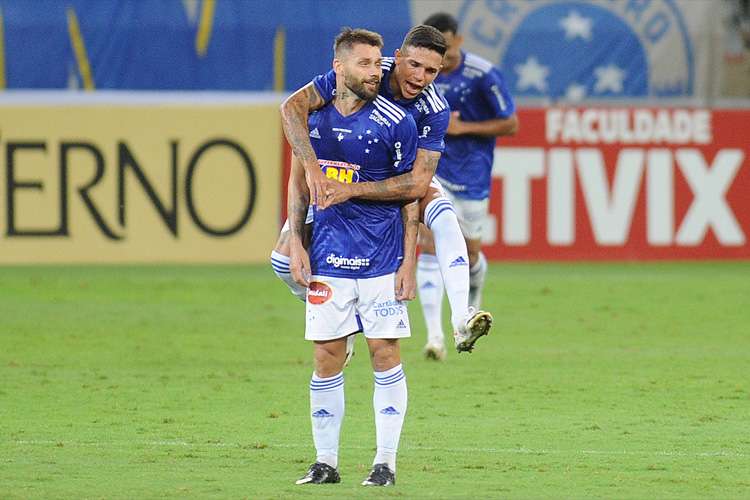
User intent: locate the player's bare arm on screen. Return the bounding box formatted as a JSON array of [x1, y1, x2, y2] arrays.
[[287, 154, 312, 287], [280, 83, 329, 205], [322, 148, 439, 207], [395, 200, 420, 301], [446, 111, 519, 137]]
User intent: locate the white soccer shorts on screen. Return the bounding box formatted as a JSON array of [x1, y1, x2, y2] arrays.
[[440, 187, 489, 240], [305, 273, 411, 341]]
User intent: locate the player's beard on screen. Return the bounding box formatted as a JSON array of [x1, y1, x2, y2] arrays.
[[344, 73, 380, 101]]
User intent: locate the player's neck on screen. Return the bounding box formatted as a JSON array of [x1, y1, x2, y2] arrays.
[[388, 71, 403, 100], [334, 86, 368, 116]]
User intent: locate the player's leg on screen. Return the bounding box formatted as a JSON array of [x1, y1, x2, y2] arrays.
[[270, 217, 310, 302], [416, 226, 446, 360], [272, 211, 356, 363], [449, 196, 493, 352], [357, 274, 410, 486], [296, 276, 358, 485], [422, 181, 493, 353], [466, 237, 487, 309], [420, 181, 471, 336]]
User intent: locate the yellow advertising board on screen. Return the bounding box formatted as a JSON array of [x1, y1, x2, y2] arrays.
[[0, 101, 281, 263]]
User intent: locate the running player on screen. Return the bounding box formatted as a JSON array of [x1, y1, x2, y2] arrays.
[[419, 13, 518, 359], [289, 28, 418, 487]]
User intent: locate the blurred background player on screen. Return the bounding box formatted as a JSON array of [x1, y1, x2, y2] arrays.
[[275, 25, 493, 355], [419, 13, 518, 360], [287, 28, 419, 487]]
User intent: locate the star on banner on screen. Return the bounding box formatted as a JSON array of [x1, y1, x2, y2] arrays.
[[594, 64, 625, 93], [515, 56, 549, 92], [560, 10, 592, 41], [565, 83, 586, 101]]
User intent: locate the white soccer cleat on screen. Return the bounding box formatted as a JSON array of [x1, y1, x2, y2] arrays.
[[423, 341, 447, 361], [344, 334, 356, 367], [454, 307, 493, 353]]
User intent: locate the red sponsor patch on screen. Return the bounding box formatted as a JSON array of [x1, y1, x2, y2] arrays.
[[307, 281, 333, 305]]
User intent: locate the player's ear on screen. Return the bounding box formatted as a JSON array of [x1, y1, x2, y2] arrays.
[[455, 34, 464, 47], [333, 57, 343, 73], [394, 48, 401, 60]]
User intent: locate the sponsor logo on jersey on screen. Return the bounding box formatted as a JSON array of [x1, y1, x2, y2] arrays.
[[318, 159, 361, 184], [308, 281, 333, 305], [415, 98, 430, 114], [396, 319, 407, 329], [369, 109, 391, 127], [326, 253, 370, 270], [333, 127, 352, 142], [309, 127, 321, 139]]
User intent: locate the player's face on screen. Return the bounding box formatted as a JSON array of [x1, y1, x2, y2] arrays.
[[393, 45, 444, 99], [336, 44, 382, 101], [441, 31, 463, 72]]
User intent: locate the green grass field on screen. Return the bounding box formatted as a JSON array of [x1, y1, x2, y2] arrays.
[[1, 262, 749, 498]]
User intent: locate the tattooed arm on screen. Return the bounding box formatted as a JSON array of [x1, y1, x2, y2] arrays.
[[395, 200, 420, 301], [287, 153, 312, 287], [280, 83, 328, 206], [322, 148, 440, 206]]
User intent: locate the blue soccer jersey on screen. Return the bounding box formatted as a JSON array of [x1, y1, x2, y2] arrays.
[[307, 96, 418, 279], [313, 57, 450, 154], [433, 51, 516, 200]]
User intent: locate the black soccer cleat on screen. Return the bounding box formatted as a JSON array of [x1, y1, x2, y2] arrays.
[[361, 463, 395, 486], [295, 462, 341, 485]]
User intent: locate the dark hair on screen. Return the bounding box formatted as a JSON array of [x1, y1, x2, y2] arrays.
[[423, 12, 459, 35], [334, 27, 383, 56], [400, 24, 447, 56]]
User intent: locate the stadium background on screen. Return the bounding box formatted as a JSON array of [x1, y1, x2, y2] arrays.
[[0, 0, 748, 262], [2, 2, 749, 498]]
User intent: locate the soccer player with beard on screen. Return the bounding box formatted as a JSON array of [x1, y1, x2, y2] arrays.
[[288, 28, 418, 487], [273, 25, 492, 360]]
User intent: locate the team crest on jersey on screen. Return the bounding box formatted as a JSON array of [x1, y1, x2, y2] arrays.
[[308, 281, 333, 305], [459, 0, 694, 98], [319, 159, 360, 184]]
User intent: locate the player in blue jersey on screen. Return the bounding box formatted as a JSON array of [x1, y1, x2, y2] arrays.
[[273, 25, 492, 357], [288, 28, 419, 487], [418, 13, 519, 359]]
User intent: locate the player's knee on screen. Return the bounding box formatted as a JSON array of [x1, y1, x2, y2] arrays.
[[368, 339, 401, 372], [467, 249, 480, 268], [465, 239, 483, 268], [418, 227, 436, 254], [314, 341, 347, 377]]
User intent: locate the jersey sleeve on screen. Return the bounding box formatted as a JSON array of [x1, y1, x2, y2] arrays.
[[481, 69, 516, 119], [392, 114, 418, 173], [312, 70, 336, 103], [416, 106, 449, 153]]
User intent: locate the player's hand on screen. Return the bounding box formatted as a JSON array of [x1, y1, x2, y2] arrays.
[[289, 242, 312, 288], [395, 261, 416, 301], [446, 111, 464, 136], [304, 165, 329, 207], [319, 181, 354, 209]]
